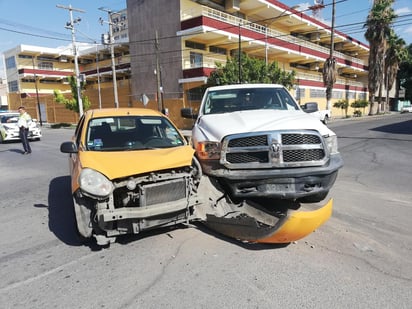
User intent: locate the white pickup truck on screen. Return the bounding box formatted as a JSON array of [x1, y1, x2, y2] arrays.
[[300, 102, 331, 124], [182, 84, 343, 204]]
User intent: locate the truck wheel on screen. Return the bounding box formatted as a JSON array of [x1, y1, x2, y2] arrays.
[[299, 191, 329, 203], [323, 115, 329, 125]]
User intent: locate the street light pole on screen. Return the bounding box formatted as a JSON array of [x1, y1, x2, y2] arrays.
[[57, 4, 85, 116], [31, 57, 43, 126], [99, 7, 119, 108]]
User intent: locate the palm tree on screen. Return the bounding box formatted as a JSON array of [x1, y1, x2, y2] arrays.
[[384, 31, 408, 112], [364, 0, 396, 115]]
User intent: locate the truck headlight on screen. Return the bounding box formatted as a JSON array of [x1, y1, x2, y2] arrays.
[[325, 135, 339, 155], [196, 141, 221, 160], [79, 168, 114, 197]]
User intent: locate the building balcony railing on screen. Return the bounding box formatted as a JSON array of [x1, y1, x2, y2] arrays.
[[296, 71, 365, 88], [181, 5, 366, 67], [181, 55, 365, 88], [80, 54, 131, 72]]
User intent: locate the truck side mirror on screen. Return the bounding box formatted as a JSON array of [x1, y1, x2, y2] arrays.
[[181, 108, 198, 119], [301, 102, 319, 113]]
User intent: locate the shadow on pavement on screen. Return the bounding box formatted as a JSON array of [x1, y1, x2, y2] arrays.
[[370, 119, 412, 135], [48, 176, 82, 247]]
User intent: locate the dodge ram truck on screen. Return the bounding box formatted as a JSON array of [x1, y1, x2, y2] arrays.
[[182, 84, 343, 242]]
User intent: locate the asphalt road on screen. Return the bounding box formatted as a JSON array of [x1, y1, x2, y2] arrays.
[[0, 113, 411, 309]]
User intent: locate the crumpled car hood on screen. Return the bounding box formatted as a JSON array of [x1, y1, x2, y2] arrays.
[[195, 110, 333, 142], [79, 146, 195, 180]]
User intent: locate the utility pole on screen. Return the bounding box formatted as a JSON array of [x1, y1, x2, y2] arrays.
[[322, 0, 336, 111], [31, 57, 43, 126], [57, 4, 85, 116], [238, 23, 242, 84], [155, 30, 163, 112], [99, 7, 119, 108]]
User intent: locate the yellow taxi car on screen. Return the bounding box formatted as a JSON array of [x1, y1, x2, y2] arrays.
[[60, 108, 202, 246]]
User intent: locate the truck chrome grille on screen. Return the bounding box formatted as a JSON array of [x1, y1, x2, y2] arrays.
[[222, 130, 327, 169], [282, 134, 320, 145], [228, 135, 268, 147], [283, 149, 325, 162], [226, 151, 269, 164]]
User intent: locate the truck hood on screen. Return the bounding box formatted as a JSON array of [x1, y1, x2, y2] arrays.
[[195, 110, 333, 142], [79, 146, 195, 180]]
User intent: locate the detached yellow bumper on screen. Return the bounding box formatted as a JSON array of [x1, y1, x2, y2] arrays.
[[257, 199, 333, 243], [205, 199, 333, 244]]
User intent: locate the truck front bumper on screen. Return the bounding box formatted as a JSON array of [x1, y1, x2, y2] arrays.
[[200, 154, 343, 200]]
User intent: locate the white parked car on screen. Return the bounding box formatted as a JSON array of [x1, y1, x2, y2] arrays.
[[300, 102, 331, 124], [0, 112, 42, 142]]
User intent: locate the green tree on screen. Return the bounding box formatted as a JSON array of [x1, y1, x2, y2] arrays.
[[54, 76, 91, 113], [398, 44, 412, 101], [384, 31, 408, 112], [207, 53, 296, 89], [364, 0, 396, 115]]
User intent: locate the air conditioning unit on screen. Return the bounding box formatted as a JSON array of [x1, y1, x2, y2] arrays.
[[226, 0, 240, 13], [59, 56, 68, 62], [310, 32, 320, 41], [334, 42, 344, 50], [310, 62, 320, 71]]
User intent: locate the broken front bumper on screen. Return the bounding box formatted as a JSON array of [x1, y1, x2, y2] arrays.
[[205, 199, 333, 244]]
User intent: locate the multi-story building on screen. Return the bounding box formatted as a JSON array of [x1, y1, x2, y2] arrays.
[[127, 0, 372, 114], [1, 41, 131, 122], [0, 78, 8, 110], [1, 8, 130, 122]]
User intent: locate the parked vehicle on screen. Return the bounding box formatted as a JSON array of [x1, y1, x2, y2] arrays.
[[0, 112, 42, 142], [400, 101, 412, 113], [182, 84, 343, 243], [300, 102, 331, 124]]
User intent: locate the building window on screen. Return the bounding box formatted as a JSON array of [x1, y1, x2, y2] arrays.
[[38, 62, 53, 70], [5, 56, 16, 69], [187, 86, 205, 101], [190, 52, 203, 68], [185, 40, 206, 51], [37, 56, 55, 61], [22, 78, 36, 83], [8, 80, 18, 92], [210, 46, 226, 55], [18, 54, 33, 59], [40, 79, 61, 84]]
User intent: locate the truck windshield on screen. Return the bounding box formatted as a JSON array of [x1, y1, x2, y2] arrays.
[[203, 87, 299, 115]]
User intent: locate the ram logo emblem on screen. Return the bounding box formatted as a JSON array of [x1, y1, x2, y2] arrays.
[[271, 142, 281, 158]]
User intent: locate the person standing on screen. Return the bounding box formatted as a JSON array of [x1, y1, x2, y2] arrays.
[[17, 106, 32, 154]]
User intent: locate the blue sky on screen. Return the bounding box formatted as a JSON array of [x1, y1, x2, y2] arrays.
[[1, 0, 411, 78]]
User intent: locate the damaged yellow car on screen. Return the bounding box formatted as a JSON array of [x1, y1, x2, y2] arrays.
[[61, 108, 333, 246]]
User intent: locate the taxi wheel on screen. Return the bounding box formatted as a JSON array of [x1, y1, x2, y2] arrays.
[[73, 195, 95, 241]]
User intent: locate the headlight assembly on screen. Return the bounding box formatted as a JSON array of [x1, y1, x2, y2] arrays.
[[79, 168, 114, 198], [325, 135, 339, 155], [196, 141, 221, 160]]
